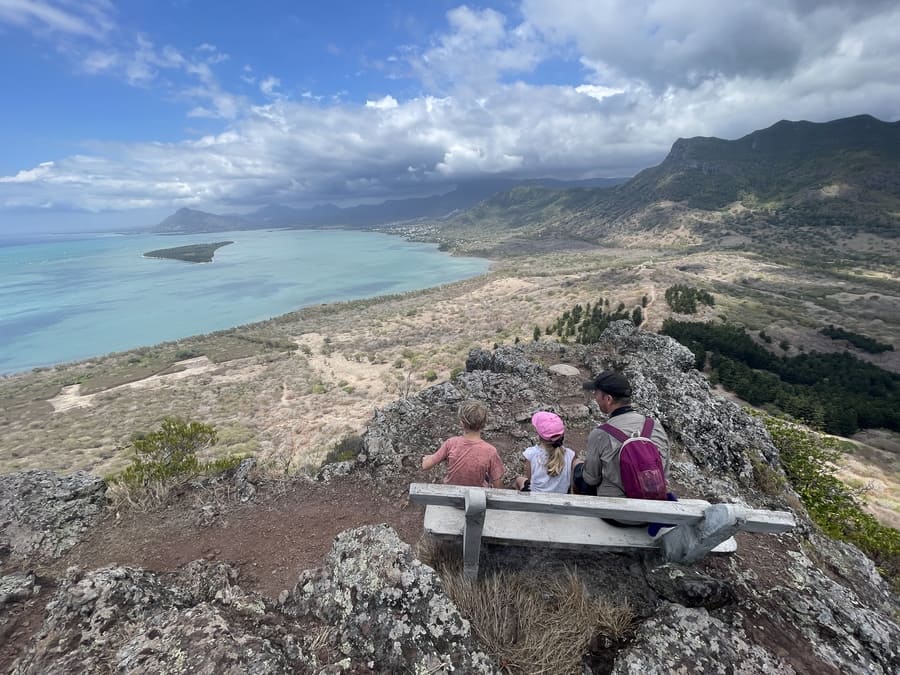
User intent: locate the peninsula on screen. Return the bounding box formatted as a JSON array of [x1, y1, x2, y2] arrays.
[[143, 241, 233, 263]]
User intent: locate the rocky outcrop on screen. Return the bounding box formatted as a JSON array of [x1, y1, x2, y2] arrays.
[[11, 562, 309, 674], [0, 471, 106, 564], [360, 322, 899, 673], [3, 322, 898, 673], [11, 527, 497, 674], [286, 524, 496, 673]]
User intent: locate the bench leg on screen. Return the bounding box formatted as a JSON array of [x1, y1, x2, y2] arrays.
[[660, 504, 746, 564], [463, 489, 487, 580]]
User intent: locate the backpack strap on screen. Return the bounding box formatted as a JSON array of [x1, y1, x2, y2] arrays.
[[599, 416, 654, 442], [598, 422, 629, 443]]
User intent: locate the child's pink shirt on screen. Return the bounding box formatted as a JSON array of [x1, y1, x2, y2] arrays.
[[431, 436, 504, 487]]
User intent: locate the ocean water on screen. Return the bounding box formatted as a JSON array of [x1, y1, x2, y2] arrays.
[[0, 229, 489, 375]]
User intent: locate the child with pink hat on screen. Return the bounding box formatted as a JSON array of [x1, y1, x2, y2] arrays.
[[515, 411, 576, 493]]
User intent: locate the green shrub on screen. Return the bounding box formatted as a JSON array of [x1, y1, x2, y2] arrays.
[[110, 417, 245, 491], [424, 370, 438, 382], [762, 415, 900, 587]]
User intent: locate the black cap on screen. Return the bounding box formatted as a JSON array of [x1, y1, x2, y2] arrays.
[[582, 370, 632, 397]]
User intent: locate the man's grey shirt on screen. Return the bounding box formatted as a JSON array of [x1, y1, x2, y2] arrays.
[[582, 409, 671, 497]]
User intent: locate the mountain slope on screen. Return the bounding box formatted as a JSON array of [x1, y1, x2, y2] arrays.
[[150, 177, 627, 234], [438, 114, 900, 257]]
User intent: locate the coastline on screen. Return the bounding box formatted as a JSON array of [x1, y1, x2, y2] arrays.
[[1, 228, 490, 377]]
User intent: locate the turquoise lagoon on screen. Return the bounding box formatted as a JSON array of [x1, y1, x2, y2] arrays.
[[0, 229, 489, 375]]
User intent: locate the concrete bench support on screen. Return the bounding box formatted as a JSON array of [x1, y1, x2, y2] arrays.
[[660, 503, 747, 564], [463, 488, 486, 580]]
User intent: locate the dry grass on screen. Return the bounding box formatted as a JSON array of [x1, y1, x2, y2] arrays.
[[416, 535, 633, 674], [439, 567, 633, 674]]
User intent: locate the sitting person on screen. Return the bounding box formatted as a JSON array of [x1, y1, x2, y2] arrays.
[[573, 370, 670, 502], [515, 411, 576, 494], [421, 399, 505, 488]]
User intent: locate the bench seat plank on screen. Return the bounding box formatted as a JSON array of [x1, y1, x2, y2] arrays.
[[424, 504, 737, 554]]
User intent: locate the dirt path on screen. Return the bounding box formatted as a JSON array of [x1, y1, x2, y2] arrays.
[[1, 475, 426, 671], [43, 476, 425, 598]]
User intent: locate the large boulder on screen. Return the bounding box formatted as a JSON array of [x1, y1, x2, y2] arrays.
[[287, 524, 497, 673], [0, 471, 106, 565], [11, 561, 311, 674]]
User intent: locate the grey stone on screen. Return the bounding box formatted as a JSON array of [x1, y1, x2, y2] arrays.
[[611, 603, 796, 674], [645, 563, 736, 609], [287, 524, 498, 673], [0, 471, 107, 564]]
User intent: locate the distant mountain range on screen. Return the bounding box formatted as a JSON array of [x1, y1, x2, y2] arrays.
[[152, 114, 899, 262], [433, 114, 900, 257], [150, 177, 627, 233]]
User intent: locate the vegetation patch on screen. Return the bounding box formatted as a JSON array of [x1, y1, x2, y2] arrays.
[[143, 241, 233, 263], [664, 284, 715, 314], [545, 298, 636, 343], [762, 415, 900, 587], [108, 417, 247, 508], [820, 324, 894, 354], [661, 319, 900, 436], [418, 534, 633, 675]]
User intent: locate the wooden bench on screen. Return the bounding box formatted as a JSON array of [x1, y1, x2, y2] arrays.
[[409, 483, 796, 579]]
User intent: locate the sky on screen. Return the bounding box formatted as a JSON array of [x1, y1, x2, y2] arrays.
[[1, 0, 899, 232]]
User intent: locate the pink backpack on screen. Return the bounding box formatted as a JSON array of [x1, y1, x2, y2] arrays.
[[599, 417, 667, 500]]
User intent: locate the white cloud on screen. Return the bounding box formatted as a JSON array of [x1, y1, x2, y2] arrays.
[[365, 95, 399, 110], [0, 0, 114, 38], [2, 0, 899, 217], [407, 5, 547, 93], [260, 76, 282, 98]]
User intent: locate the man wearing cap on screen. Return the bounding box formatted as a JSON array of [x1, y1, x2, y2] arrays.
[[573, 370, 670, 497]]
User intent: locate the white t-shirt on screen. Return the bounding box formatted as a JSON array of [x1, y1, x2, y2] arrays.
[[523, 445, 575, 493]]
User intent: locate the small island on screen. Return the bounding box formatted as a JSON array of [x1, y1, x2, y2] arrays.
[[143, 241, 234, 263]]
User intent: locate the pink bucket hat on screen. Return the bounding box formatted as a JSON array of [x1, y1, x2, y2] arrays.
[[531, 411, 565, 440]]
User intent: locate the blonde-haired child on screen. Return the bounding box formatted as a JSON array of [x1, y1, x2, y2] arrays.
[[422, 400, 505, 488], [514, 411, 575, 493]]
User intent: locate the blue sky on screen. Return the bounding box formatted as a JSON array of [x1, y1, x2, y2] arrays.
[[1, 0, 899, 232]]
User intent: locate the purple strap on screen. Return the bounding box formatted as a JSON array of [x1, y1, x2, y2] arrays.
[[600, 417, 654, 441]]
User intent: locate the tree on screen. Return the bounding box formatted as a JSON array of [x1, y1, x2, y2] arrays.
[[631, 306, 643, 326], [117, 417, 218, 488]]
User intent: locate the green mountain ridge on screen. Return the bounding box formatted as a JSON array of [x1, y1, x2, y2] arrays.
[[436, 114, 900, 258]]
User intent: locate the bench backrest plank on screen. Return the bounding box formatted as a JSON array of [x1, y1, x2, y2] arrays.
[[409, 483, 795, 533]]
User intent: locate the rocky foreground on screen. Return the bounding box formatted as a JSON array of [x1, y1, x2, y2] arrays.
[[1, 322, 898, 673]]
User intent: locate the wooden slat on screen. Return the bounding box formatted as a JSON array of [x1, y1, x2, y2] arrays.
[[409, 484, 795, 533], [411, 483, 710, 524], [424, 505, 737, 554], [739, 510, 796, 533]]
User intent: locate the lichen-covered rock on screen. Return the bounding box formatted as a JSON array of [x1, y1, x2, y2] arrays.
[[644, 563, 736, 610], [727, 546, 900, 675], [288, 524, 498, 674], [233, 457, 257, 502], [611, 603, 796, 674], [11, 562, 308, 675], [0, 470, 106, 564]]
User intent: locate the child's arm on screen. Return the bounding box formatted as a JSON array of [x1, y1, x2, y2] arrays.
[[422, 440, 450, 471], [522, 459, 532, 482]]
